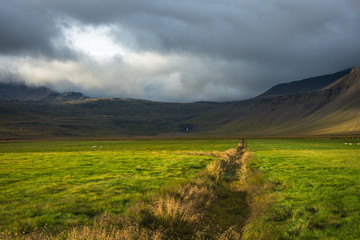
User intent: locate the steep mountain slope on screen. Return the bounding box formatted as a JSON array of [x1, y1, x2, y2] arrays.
[[207, 66, 360, 136], [259, 68, 351, 97], [301, 66, 360, 135]]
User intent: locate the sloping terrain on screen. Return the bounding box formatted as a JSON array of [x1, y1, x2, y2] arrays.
[[0, 66, 359, 139], [0, 82, 88, 101], [207, 66, 360, 136], [0, 98, 222, 140], [259, 68, 351, 97]]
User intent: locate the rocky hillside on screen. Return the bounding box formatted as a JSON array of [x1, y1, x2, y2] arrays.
[[205, 66, 360, 136], [259, 68, 351, 97]]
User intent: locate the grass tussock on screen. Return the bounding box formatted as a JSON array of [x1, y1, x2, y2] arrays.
[[206, 143, 244, 183], [151, 184, 214, 225], [216, 226, 243, 240], [144, 183, 215, 238], [206, 159, 223, 182], [63, 224, 165, 240], [11, 223, 165, 240]]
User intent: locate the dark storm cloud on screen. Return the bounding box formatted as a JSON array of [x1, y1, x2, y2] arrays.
[[0, 0, 73, 58], [42, 0, 360, 61], [0, 0, 360, 101]]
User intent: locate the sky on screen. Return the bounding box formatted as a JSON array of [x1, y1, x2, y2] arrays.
[[1, 0, 360, 102]]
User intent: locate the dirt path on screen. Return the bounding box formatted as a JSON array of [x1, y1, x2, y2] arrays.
[[198, 141, 252, 238]]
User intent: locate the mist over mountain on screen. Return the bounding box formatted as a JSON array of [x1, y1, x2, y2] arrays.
[[0, 81, 88, 101], [1, 1, 360, 102], [0, 82, 56, 101], [0, 66, 359, 140]]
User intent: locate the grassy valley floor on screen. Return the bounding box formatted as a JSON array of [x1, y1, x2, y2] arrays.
[[0, 139, 239, 236], [2, 138, 360, 239], [243, 138, 360, 239]]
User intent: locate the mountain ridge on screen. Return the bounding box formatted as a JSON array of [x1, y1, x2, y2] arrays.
[[0, 81, 88, 102], [0, 66, 359, 139], [0, 82, 56, 101], [0, 68, 353, 103], [204, 66, 360, 136], [259, 68, 351, 97]]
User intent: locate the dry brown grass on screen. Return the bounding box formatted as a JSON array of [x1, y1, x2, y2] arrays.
[[206, 159, 223, 182], [149, 184, 215, 235], [193, 226, 241, 240], [207, 143, 244, 183], [216, 226, 242, 240], [62, 224, 164, 240]]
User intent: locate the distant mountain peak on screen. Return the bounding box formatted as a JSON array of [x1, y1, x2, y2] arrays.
[[49, 92, 89, 101], [0, 81, 89, 101], [0, 81, 57, 101], [259, 68, 352, 97], [323, 66, 360, 92]]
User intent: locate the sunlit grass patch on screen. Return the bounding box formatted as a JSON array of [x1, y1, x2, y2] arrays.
[[0, 139, 239, 235], [243, 139, 360, 239]]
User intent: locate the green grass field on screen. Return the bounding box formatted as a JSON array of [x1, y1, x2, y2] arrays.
[[244, 138, 360, 239], [3, 138, 360, 239], [0, 139, 239, 235]]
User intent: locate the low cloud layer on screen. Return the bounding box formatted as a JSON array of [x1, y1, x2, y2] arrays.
[[1, 0, 360, 102]]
